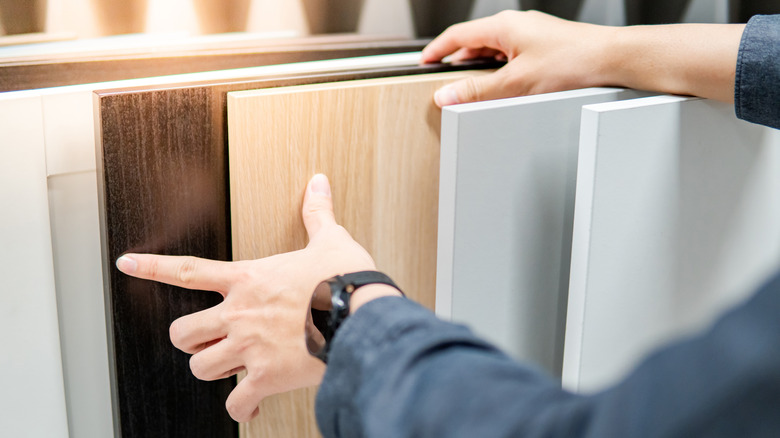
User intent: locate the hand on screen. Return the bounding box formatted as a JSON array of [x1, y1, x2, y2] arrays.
[[422, 10, 744, 106], [115, 174, 378, 422], [421, 10, 615, 107]]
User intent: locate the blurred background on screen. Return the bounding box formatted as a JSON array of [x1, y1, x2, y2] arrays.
[[2, 0, 780, 43]]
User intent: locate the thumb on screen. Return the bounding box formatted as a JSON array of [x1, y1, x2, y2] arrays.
[[302, 173, 337, 238], [433, 71, 510, 107]]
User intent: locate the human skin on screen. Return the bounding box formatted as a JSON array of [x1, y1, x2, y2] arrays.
[[421, 10, 745, 107], [115, 174, 400, 422]]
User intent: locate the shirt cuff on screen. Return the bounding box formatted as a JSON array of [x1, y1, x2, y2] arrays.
[[314, 296, 495, 437], [735, 15, 780, 129]]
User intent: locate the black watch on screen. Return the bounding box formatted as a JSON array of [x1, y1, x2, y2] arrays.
[[305, 271, 403, 363]]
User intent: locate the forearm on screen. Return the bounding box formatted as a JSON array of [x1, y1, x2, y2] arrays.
[[602, 23, 745, 103], [317, 270, 780, 438], [316, 297, 587, 438]]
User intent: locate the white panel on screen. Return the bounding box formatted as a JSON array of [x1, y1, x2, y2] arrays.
[[47, 172, 112, 438], [565, 96, 780, 392], [0, 51, 421, 438], [437, 88, 647, 376], [0, 95, 69, 438]]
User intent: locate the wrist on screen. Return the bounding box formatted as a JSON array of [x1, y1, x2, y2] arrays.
[[349, 283, 404, 315]]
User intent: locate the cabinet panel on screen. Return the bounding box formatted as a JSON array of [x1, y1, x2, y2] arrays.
[[0, 95, 68, 437], [565, 96, 780, 392], [437, 88, 647, 377], [227, 70, 488, 436]]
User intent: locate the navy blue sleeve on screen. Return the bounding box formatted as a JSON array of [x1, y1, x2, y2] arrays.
[[315, 269, 780, 438], [735, 15, 780, 129]]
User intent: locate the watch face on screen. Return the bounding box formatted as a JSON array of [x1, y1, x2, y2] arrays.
[[306, 279, 335, 360]]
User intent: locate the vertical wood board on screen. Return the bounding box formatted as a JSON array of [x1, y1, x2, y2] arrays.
[[227, 70, 489, 437]]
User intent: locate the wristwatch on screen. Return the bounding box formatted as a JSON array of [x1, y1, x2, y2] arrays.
[[305, 271, 403, 363]]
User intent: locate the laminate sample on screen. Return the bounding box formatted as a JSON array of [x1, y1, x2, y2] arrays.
[[0, 35, 428, 91], [0, 52, 429, 438], [437, 88, 647, 377], [0, 94, 68, 437], [227, 70, 489, 437], [97, 61, 493, 438], [564, 95, 780, 392]]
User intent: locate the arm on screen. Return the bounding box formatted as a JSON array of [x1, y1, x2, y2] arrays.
[[421, 10, 744, 106], [317, 271, 780, 438], [115, 174, 384, 422]]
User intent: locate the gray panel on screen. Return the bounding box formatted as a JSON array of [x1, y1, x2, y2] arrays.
[[437, 88, 646, 377], [565, 96, 780, 392]]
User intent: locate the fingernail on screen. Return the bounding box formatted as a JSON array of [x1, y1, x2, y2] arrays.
[[434, 86, 459, 107], [116, 255, 137, 274], [310, 174, 331, 197]]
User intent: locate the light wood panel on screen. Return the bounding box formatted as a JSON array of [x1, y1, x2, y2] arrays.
[[228, 70, 489, 437], [564, 95, 780, 392], [437, 88, 648, 377]]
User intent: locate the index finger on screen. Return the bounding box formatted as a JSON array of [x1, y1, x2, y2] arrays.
[[421, 15, 506, 64], [116, 253, 234, 295]]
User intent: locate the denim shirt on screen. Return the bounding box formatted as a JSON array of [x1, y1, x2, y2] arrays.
[[316, 15, 780, 438], [735, 15, 780, 129]]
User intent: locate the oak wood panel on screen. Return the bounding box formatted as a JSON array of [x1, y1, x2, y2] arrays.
[[96, 62, 495, 438], [227, 70, 489, 437], [0, 37, 428, 91]]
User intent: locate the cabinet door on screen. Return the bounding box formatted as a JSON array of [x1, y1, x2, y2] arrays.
[[227, 70, 488, 437], [437, 88, 648, 377], [0, 95, 69, 437], [565, 95, 780, 392]]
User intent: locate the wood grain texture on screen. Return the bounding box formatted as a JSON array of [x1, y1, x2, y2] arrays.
[[227, 70, 489, 437], [0, 37, 428, 92], [96, 63, 495, 438]]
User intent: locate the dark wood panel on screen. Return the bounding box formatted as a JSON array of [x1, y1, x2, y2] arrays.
[[0, 37, 429, 92], [95, 59, 500, 438]]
